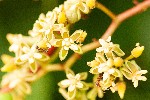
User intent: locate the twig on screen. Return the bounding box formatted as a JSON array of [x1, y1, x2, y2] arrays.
[[101, 0, 150, 39], [95, 1, 116, 20]]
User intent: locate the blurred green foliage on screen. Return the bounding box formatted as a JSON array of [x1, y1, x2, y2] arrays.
[[0, 0, 150, 100]]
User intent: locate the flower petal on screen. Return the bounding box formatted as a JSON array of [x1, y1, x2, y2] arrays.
[[58, 79, 71, 88], [58, 88, 68, 99], [97, 87, 104, 98], [68, 88, 76, 99], [113, 44, 125, 56], [71, 44, 83, 54], [37, 53, 50, 62], [66, 68, 75, 78], [68, 85, 75, 92], [78, 72, 87, 80], [51, 39, 62, 47], [89, 66, 99, 74], [79, 81, 89, 90], [29, 62, 38, 73], [59, 47, 68, 61], [125, 60, 139, 73], [121, 69, 132, 80], [87, 88, 97, 100], [61, 31, 69, 38], [70, 30, 81, 41], [79, 3, 89, 14]]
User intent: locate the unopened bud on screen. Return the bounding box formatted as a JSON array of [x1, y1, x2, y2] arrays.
[[114, 57, 123, 67], [86, 0, 96, 9], [58, 12, 67, 24], [131, 45, 144, 58], [117, 81, 126, 99]]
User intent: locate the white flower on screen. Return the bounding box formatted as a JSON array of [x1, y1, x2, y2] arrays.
[[121, 60, 147, 88], [58, 69, 88, 99], [64, 0, 90, 23], [96, 36, 125, 58], [52, 30, 86, 60], [1, 67, 35, 96], [15, 44, 49, 73]]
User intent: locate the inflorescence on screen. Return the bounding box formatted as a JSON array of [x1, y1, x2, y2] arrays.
[[0, 0, 148, 100]]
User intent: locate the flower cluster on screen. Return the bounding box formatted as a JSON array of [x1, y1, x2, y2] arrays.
[[87, 36, 147, 99], [0, 0, 96, 99]]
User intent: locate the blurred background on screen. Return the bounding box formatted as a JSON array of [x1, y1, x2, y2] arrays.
[[0, 0, 150, 100]]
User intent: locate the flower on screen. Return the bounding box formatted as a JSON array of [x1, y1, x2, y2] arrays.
[[96, 36, 125, 59], [15, 44, 50, 73], [1, 54, 18, 72], [131, 43, 144, 58], [121, 60, 147, 88], [1, 67, 35, 99], [64, 0, 90, 23], [58, 69, 88, 99], [110, 81, 126, 99], [7, 34, 40, 57], [51, 30, 86, 60], [87, 75, 104, 99]]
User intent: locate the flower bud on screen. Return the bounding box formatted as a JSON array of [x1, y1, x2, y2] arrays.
[[117, 81, 126, 99], [86, 0, 96, 9], [131, 45, 144, 58], [58, 12, 67, 24], [114, 57, 123, 67]]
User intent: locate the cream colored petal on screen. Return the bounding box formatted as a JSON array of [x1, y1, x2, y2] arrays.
[[29, 62, 38, 73], [61, 31, 69, 38], [71, 44, 83, 54], [89, 66, 99, 74], [59, 88, 68, 99], [51, 39, 62, 47], [79, 3, 89, 14], [59, 47, 68, 61], [68, 88, 76, 99], [70, 44, 78, 51], [79, 72, 87, 80], [33, 53, 42, 59], [87, 88, 97, 100], [79, 81, 89, 90], [75, 74, 80, 80], [15, 57, 26, 65], [76, 82, 83, 89], [133, 80, 138, 88], [137, 70, 148, 75], [20, 54, 29, 61], [68, 85, 75, 92], [97, 87, 104, 98], [37, 53, 50, 62], [9, 44, 19, 52], [113, 44, 125, 56], [66, 69, 75, 78], [112, 68, 122, 77], [137, 76, 147, 81], [29, 58, 34, 64], [58, 79, 71, 88], [103, 72, 109, 81], [70, 30, 81, 41], [9, 79, 20, 88], [121, 70, 132, 80], [117, 81, 126, 99]]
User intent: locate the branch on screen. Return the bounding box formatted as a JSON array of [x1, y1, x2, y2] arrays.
[[95, 1, 116, 20], [101, 0, 150, 39]]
